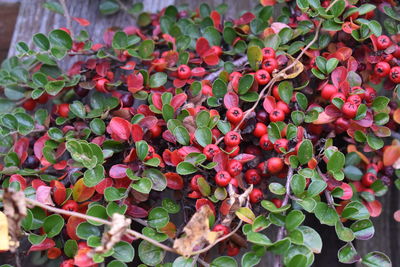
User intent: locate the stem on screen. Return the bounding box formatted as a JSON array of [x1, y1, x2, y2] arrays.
[[24, 198, 176, 254], [197, 258, 210, 267], [273, 167, 294, 267], [59, 0, 74, 38], [204, 56, 248, 83]]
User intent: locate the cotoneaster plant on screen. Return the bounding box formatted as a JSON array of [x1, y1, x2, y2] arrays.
[[0, 0, 400, 267]]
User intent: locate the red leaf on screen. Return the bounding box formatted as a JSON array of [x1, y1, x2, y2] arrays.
[[210, 11, 221, 29], [196, 198, 215, 214], [233, 153, 256, 163], [171, 93, 187, 110], [331, 67, 348, 88], [364, 200, 382, 217], [196, 37, 210, 57], [260, 0, 277, 6], [263, 96, 277, 113], [34, 135, 50, 160], [213, 152, 229, 172], [152, 93, 163, 110], [235, 12, 255, 25], [95, 61, 110, 77], [125, 204, 148, 218], [74, 248, 95, 267], [165, 172, 184, 190], [36, 186, 55, 206], [29, 238, 55, 252], [162, 130, 176, 144], [9, 174, 27, 190], [50, 180, 66, 206], [191, 67, 207, 77], [95, 178, 113, 194], [127, 72, 144, 93], [138, 116, 158, 130], [347, 56, 358, 71], [173, 78, 187, 88], [53, 160, 68, 170], [109, 117, 131, 140], [131, 124, 144, 142], [14, 137, 29, 160], [66, 216, 85, 240], [73, 17, 90, 26], [120, 61, 136, 70], [223, 92, 239, 109], [313, 111, 337, 124], [203, 53, 220, 66], [109, 164, 129, 179]]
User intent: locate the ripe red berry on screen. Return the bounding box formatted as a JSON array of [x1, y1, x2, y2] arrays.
[[190, 174, 205, 191], [226, 243, 240, 256], [213, 224, 230, 236], [37, 93, 49, 104], [245, 169, 261, 185], [203, 144, 221, 161], [22, 99, 37, 111], [62, 200, 78, 215], [253, 123, 268, 138], [382, 53, 394, 62], [374, 61, 391, 77], [376, 35, 392, 50], [274, 138, 289, 153], [121, 93, 134, 107], [271, 198, 283, 208], [269, 108, 285, 122], [262, 58, 278, 73], [227, 160, 243, 177], [347, 94, 362, 106], [255, 69, 271, 85], [224, 131, 241, 146], [267, 157, 284, 174], [215, 171, 232, 187], [276, 101, 290, 114], [226, 107, 244, 124], [330, 92, 346, 102], [341, 102, 358, 118], [362, 173, 377, 187], [321, 84, 338, 100], [272, 85, 281, 101], [389, 66, 400, 83], [262, 47, 276, 59], [58, 103, 70, 118], [364, 87, 377, 102], [259, 134, 273, 151], [149, 124, 162, 138], [249, 188, 263, 203], [177, 64, 191, 79]]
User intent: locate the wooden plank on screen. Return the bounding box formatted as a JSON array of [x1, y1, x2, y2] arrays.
[[0, 1, 19, 61]]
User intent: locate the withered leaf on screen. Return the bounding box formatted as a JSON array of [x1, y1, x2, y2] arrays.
[[273, 54, 304, 81], [173, 205, 218, 257]]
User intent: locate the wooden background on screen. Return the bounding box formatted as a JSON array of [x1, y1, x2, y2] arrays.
[[1, 0, 399, 266]]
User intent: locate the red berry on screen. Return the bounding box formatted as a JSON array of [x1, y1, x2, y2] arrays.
[[203, 144, 221, 161], [224, 131, 241, 146], [262, 58, 278, 73], [227, 160, 243, 177], [215, 171, 232, 187], [347, 94, 362, 106], [339, 183, 353, 200], [376, 35, 392, 50], [249, 188, 263, 203], [255, 69, 271, 85], [211, 46, 223, 57], [364, 87, 377, 102], [245, 169, 261, 185], [58, 103, 70, 118], [272, 85, 281, 101], [330, 92, 346, 102], [190, 174, 204, 191], [259, 134, 273, 151], [276, 101, 290, 114], [362, 173, 377, 187], [226, 107, 244, 124], [269, 108, 285, 122], [62, 200, 78, 216], [177, 64, 191, 79], [153, 58, 167, 72], [341, 102, 358, 118], [149, 124, 162, 138], [226, 243, 240, 256], [374, 61, 391, 77], [256, 110, 268, 122], [213, 224, 230, 236], [37, 93, 49, 104], [229, 71, 242, 81], [321, 84, 338, 100], [253, 123, 268, 138], [202, 84, 213, 96], [389, 66, 400, 83], [22, 99, 37, 111], [121, 93, 134, 107], [271, 198, 283, 208], [267, 157, 284, 174], [262, 47, 276, 59], [382, 53, 394, 62], [274, 138, 289, 153]]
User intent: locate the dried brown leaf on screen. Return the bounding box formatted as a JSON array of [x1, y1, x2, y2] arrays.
[[273, 54, 304, 81]]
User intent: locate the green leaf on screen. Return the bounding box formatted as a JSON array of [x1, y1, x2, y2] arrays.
[[342, 201, 370, 220], [211, 256, 238, 267], [350, 219, 374, 240], [327, 151, 345, 173], [43, 1, 64, 14], [64, 239, 78, 257], [112, 31, 128, 49], [138, 240, 165, 266], [367, 20, 382, 36], [383, 6, 400, 21], [296, 0, 309, 11], [162, 199, 180, 214], [291, 111, 305, 125], [247, 231, 272, 246], [195, 127, 212, 147], [338, 243, 360, 264], [241, 252, 261, 267], [269, 182, 286, 195], [90, 118, 106, 135], [297, 140, 313, 165], [173, 126, 190, 145], [366, 134, 384, 150], [290, 174, 306, 196], [314, 202, 339, 226], [131, 177, 152, 194], [15, 112, 35, 135], [335, 221, 355, 242], [212, 78, 227, 98], [307, 180, 327, 197], [86, 204, 108, 226], [70, 101, 86, 118], [315, 56, 327, 74], [372, 96, 390, 112], [362, 251, 391, 267], [48, 29, 72, 50], [344, 166, 363, 181], [142, 168, 167, 191], [177, 161, 197, 175], [278, 81, 293, 104], [43, 214, 64, 237], [298, 226, 322, 253], [238, 74, 254, 95], [261, 200, 291, 213], [99, 0, 120, 15], [326, 58, 339, 73], [150, 72, 167, 88], [138, 40, 155, 58], [45, 80, 65, 96], [33, 33, 50, 50], [148, 207, 169, 228], [112, 241, 135, 262], [136, 140, 149, 161], [329, 0, 345, 17], [172, 256, 196, 267], [247, 46, 263, 71], [285, 210, 305, 231], [84, 165, 105, 187]]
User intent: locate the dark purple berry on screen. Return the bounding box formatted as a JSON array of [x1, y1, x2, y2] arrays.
[[121, 93, 134, 107]]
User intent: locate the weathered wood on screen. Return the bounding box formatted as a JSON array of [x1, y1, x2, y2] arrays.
[[0, 1, 19, 61]]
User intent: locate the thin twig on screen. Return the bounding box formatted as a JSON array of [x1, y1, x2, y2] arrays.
[[59, 0, 74, 38], [198, 257, 211, 267]]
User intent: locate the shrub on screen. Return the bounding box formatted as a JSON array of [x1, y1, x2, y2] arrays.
[[0, 0, 399, 266]]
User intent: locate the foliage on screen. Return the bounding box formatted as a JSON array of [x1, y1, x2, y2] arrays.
[[0, 0, 400, 266]]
